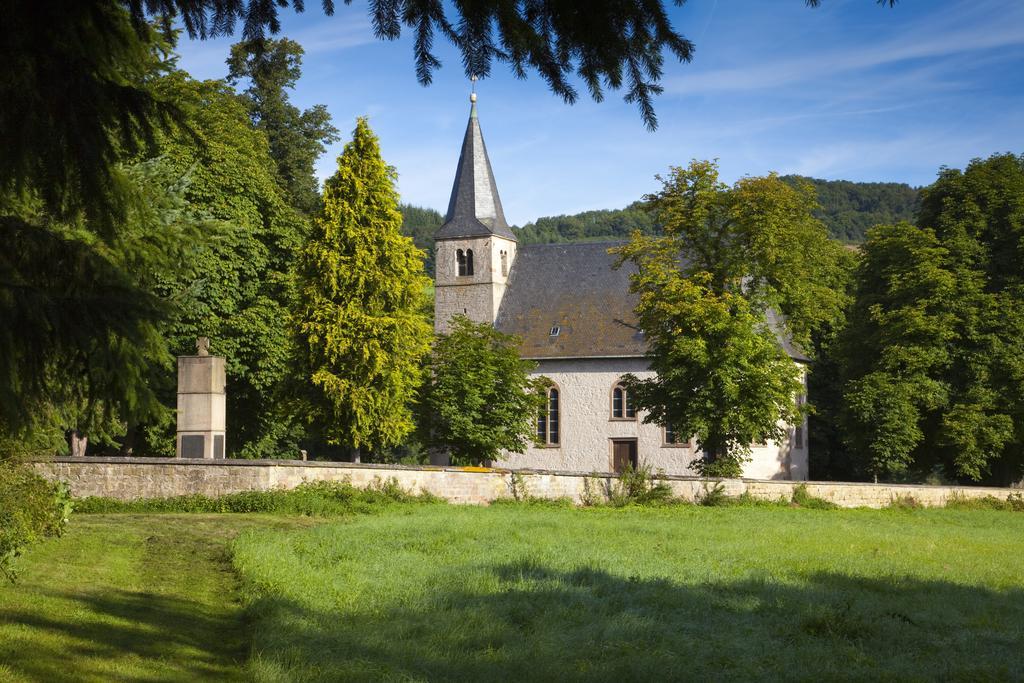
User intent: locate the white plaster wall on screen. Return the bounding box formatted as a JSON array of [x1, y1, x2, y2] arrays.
[[493, 356, 805, 480], [434, 236, 516, 333], [493, 357, 699, 475]]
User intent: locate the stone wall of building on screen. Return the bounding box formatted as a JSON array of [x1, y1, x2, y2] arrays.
[[434, 235, 516, 333], [32, 458, 1021, 508]]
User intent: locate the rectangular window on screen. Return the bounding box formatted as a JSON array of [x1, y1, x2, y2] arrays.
[[612, 388, 623, 418], [624, 391, 635, 419], [794, 393, 806, 448], [548, 391, 559, 444], [537, 412, 547, 442]]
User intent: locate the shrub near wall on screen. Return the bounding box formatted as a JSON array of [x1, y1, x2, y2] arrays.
[[0, 463, 73, 580]]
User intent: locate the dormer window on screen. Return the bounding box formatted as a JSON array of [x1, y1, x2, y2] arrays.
[[457, 248, 474, 277], [549, 325, 560, 337]]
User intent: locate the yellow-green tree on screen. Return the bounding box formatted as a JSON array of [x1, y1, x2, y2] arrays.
[[296, 118, 432, 457]]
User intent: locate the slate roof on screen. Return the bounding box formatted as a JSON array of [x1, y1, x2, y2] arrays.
[[435, 102, 517, 242], [495, 242, 645, 358], [494, 241, 810, 363], [767, 309, 811, 363]]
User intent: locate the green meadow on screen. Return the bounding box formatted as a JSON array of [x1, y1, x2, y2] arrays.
[[2, 498, 1023, 681]]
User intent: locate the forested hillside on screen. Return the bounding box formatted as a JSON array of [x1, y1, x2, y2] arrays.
[[780, 176, 920, 242], [515, 203, 661, 244], [399, 204, 444, 274], [402, 177, 920, 262]]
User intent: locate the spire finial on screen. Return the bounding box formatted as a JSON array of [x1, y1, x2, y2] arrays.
[[470, 74, 478, 104]]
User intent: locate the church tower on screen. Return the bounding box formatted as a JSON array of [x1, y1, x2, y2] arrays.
[[433, 91, 517, 333]]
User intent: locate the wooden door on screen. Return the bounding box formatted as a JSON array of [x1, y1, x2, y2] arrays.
[[612, 440, 638, 473]]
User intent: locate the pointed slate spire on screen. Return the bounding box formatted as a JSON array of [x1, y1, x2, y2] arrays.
[[435, 90, 517, 241]]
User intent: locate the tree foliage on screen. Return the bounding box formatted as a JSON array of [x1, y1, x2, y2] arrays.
[[129, 0, 694, 129], [227, 37, 339, 214], [614, 160, 849, 475], [297, 118, 432, 453], [0, 462, 72, 582], [107, 66, 314, 459], [418, 316, 546, 466], [1, 2, 180, 234], [838, 154, 1024, 483]]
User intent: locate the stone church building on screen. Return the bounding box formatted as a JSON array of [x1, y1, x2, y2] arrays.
[[433, 96, 808, 480]]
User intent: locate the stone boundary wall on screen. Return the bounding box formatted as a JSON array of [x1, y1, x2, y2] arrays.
[[31, 457, 1022, 508]]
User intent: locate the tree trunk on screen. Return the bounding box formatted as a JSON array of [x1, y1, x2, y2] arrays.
[[69, 430, 88, 458], [119, 424, 137, 457]]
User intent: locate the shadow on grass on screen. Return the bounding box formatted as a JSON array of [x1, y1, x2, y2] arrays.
[[247, 563, 1024, 681], [0, 586, 245, 682]]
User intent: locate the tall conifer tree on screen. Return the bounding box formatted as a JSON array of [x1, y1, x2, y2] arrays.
[[297, 118, 432, 456]]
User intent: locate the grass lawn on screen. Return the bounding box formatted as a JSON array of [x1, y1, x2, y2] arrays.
[[0, 514, 315, 682], [233, 504, 1024, 681], [2, 503, 1023, 681]]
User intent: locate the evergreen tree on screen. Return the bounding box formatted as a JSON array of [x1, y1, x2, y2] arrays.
[[227, 37, 339, 215], [418, 316, 546, 466], [297, 118, 432, 456]]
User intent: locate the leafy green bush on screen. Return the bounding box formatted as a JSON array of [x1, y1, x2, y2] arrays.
[[0, 462, 73, 581], [698, 482, 730, 507], [886, 494, 922, 510], [609, 465, 675, 507], [580, 475, 608, 507], [74, 478, 438, 516], [791, 484, 838, 510]]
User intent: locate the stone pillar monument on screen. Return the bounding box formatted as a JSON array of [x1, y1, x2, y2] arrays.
[[176, 337, 226, 459]]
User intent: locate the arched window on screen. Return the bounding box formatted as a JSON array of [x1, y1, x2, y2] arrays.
[[537, 385, 560, 446], [457, 249, 467, 276], [500, 250, 508, 276], [466, 249, 474, 276], [611, 381, 635, 419]]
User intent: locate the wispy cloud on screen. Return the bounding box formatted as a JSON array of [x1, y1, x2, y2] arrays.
[[666, 0, 1024, 94], [288, 17, 375, 54]]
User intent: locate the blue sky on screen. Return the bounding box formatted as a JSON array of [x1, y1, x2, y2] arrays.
[[175, 0, 1024, 226]]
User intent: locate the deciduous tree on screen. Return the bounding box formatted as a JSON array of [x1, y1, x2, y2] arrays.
[[418, 316, 547, 466], [227, 37, 339, 215], [614, 160, 849, 476], [838, 154, 1024, 484]]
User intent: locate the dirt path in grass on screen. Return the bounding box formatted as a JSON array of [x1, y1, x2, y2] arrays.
[[0, 514, 315, 682]]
